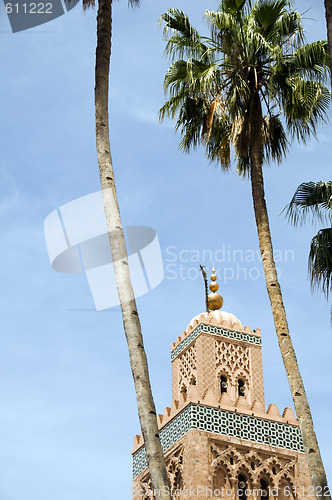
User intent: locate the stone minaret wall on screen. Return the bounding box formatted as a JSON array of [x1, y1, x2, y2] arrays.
[[132, 312, 313, 500], [171, 325, 265, 409]]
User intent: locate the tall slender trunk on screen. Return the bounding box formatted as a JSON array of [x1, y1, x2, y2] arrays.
[[249, 141, 330, 499], [94, 0, 171, 497], [325, 0, 332, 84]]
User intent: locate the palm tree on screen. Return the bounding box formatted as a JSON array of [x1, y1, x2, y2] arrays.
[[286, 181, 332, 299], [83, 0, 171, 496], [324, 0, 332, 81], [160, 0, 330, 495]]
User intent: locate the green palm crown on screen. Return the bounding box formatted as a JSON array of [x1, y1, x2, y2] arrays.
[[160, 0, 331, 174]]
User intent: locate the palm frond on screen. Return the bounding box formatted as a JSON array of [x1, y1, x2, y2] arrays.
[[290, 41, 330, 81], [204, 112, 232, 168], [177, 97, 207, 152], [285, 181, 332, 225], [273, 8, 304, 44], [159, 89, 189, 121], [309, 227, 332, 298], [253, 0, 288, 38], [82, 0, 94, 10], [161, 9, 210, 62], [235, 153, 251, 175], [205, 9, 233, 30], [219, 0, 247, 14], [282, 78, 331, 142], [262, 114, 289, 163]]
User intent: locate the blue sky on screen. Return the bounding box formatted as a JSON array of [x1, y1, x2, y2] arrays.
[[0, 0, 331, 498]]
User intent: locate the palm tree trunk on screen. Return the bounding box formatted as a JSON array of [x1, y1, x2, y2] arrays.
[[249, 142, 330, 499], [94, 0, 171, 496], [325, 0, 332, 84]]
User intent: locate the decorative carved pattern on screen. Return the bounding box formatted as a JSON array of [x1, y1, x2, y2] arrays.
[[215, 340, 250, 372], [178, 345, 197, 394], [215, 340, 251, 394], [167, 447, 184, 491], [251, 346, 265, 404], [198, 335, 216, 396], [211, 444, 297, 495], [137, 448, 184, 500], [137, 476, 152, 500]]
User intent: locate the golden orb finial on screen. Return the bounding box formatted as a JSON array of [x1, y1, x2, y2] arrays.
[[208, 268, 223, 311]]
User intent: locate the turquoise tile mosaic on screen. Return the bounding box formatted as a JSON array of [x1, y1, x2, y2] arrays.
[[132, 404, 304, 478], [171, 323, 262, 361], [132, 405, 192, 478]]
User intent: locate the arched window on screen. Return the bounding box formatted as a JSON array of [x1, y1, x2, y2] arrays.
[[213, 467, 227, 492], [238, 474, 248, 500], [220, 375, 228, 394], [260, 479, 269, 499], [238, 379, 246, 397]]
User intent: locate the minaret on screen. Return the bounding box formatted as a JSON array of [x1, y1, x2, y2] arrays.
[[132, 271, 313, 499]]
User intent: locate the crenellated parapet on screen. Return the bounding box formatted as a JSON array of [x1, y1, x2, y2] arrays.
[[132, 390, 298, 456], [171, 310, 262, 354]]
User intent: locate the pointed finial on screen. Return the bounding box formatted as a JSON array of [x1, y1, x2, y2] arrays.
[[208, 268, 223, 311]]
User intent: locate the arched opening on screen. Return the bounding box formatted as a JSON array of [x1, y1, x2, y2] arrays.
[[213, 467, 228, 492], [220, 375, 228, 394], [238, 379, 246, 397], [260, 478, 269, 499], [238, 474, 248, 500]]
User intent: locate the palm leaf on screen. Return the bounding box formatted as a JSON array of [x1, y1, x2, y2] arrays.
[[262, 114, 289, 163], [285, 181, 332, 225], [309, 227, 332, 298], [291, 41, 330, 80], [253, 0, 288, 37], [161, 9, 210, 62], [219, 0, 247, 14], [82, 0, 94, 10]]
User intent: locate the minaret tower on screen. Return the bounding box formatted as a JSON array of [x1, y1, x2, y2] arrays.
[[132, 271, 312, 499]]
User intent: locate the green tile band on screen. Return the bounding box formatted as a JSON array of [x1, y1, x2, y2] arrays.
[[132, 404, 304, 479]]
